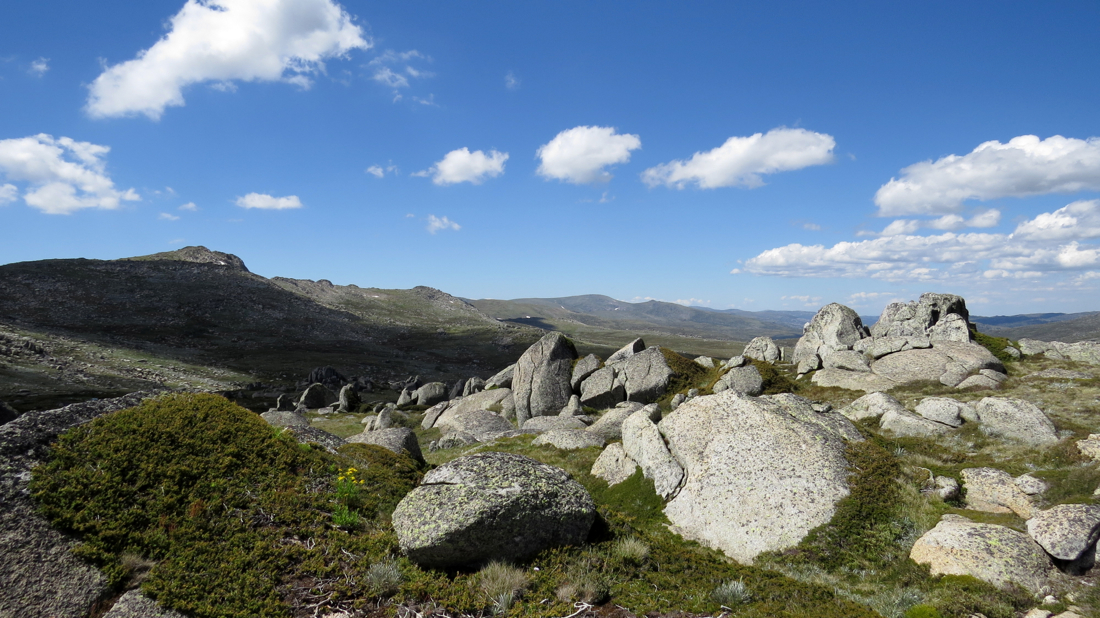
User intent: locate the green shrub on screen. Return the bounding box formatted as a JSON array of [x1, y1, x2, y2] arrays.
[[610, 536, 649, 564], [904, 604, 943, 618], [711, 578, 752, 607], [365, 558, 403, 597], [970, 328, 1017, 366], [31, 393, 412, 618], [750, 359, 800, 395]]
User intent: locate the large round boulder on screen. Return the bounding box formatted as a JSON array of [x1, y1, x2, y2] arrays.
[[512, 332, 578, 425], [793, 303, 869, 374], [392, 452, 595, 568], [658, 391, 858, 564]]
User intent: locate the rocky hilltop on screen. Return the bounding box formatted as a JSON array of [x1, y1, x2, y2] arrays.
[[4, 289, 1100, 618]]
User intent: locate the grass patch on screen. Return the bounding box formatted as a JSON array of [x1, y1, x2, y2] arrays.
[[750, 359, 800, 395], [970, 328, 1019, 367]]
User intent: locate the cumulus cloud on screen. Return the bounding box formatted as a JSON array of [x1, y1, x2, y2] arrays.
[[0, 183, 17, 204], [505, 71, 519, 90], [368, 49, 432, 101], [86, 0, 370, 119], [179, 202, 198, 211], [874, 135, 1100, 216], [860, 209, 1003, 237], [0, 134, 140, 214], [426, 214, 460, 234], [642, 127, 835, 189], [422, 148, 508, 185], [744, 200, 1100, 282], [536, 126, 641, 184], [235, 192, 302, 209], [1013, 200, 1100, 241], [159, 212, 180, 221], [28, 57, 49, 77]]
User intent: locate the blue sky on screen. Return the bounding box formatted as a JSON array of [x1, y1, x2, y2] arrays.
[[2, 1, 1099, 315]]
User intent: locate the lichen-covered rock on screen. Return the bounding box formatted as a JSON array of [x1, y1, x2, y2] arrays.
[[910, 514, 1052, 591], [571, 354, 602, 390], [871, 293, 972, 342], [915, 397, 973, 428], [811, 368, 898, 393], [620, 347, 675, 403], [260, 409, 310, 428], [622, 409, 683, 499], [337, 384, 360, 412], [485, 364, 515, 389], [463, 377, 486, 397], [822, 349, 871, 372], [284, 425, 346, 454], [793, 303, 869, 374], [0, 392, 153, 618], [742, 336, 781, 363], [431, 388, 512, 429], [102, 590, 188, 618], [1077, 434, 1100, 461], [560, 394, 583, 416], [392, 452, 595, 568], [434, 409, 517, 443], [533, 429, 606, 450], [713, 365, 763, 396], [974, 398, 1058, 446], [840, 392, 907, 422], [396, 388, 413, 407], [658, 391, 855, 564], [879, 408, 952, 438], [591, 442, 638, 486], [513, 332, 578, 425], [521, 415, 587, 434], [1018, 339, 1100, 365], [298, 383, 337, 409], [347, 427, 423, 462], [606, 337, 646, 364], [1026, 504, 1100, 572], [579, 366, 626, 410], [414, 382, 448, 407], [585, 403, 646, 441], [1015, 474, 1049, 496], [961, 467, 1036, 518]]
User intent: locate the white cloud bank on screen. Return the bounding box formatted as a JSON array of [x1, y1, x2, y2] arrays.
[[642, 127, 835, 189], [745, 199, 1100, 281], [536, 126, 641, 184], [0, 134, 140, 214], [86, 0, 370, 119], [235, 192, 302, 209], [875, 135, 1100, 216], [29, 57, 49, 77], [861, 210, 1002, 236], [426, 214, 460, 234], [421, 148, 508, 185]]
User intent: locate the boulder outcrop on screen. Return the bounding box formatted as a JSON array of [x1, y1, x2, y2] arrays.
[[792, 303, 870, 374], [621, 409, 683, 499], [1027, 504, 1100, 574], [973, 397, 1059, 446], [590, 442, 639, 486], [742, 336, 781, 363], [347, 427, 425, 463]]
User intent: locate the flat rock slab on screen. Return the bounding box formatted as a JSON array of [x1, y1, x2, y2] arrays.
[[1027, 504, 1100, 562], [392, 452, 595, 568], [961, 467, 1035, 519], [102, 590, 187, 618], [435, 409, 515, 442], [811, 368, 897, 393], [840, 392, 907, 421], [521, 415, 588, 434], [532, 429, 606, 450], [910, 514, 1052, 591]]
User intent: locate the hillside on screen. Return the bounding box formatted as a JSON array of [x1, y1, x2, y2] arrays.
[[970, 312, 1100, 342], [469, 294, 803, 344], [0, 247, 541, 409]]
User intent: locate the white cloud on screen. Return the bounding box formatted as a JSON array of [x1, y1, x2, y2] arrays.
[[0, 183, 17, 204], [426, 214, 460, 234], [505, 71, 519, 90], [536, 126, 641, 184], [423, 148, 508, 185], [642, 127, 835, 189], [366, 163, 398, 178], [744, 200, 1100, 282], [368, 49, 432, 100], [371, 66, 408, 88], [235, 192, 302, 209], [0, 134, 140, 214], [86, 0, 370, 119], [159, 212, 180, 221], [674, 298, 711, 307], [1013, 200, 1100, 241], [179, 202, 198, 211], [802, 222, 822, 231], [861, 209, 1003, 236], [874, 135, 1100, 216], [28, 57, 49, 77]]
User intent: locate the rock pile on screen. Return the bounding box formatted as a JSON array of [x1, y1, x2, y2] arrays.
[[795, 293, 1007, 392]]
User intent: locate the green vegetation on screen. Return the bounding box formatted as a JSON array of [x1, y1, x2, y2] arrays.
[[750, 358, 800, 395], [970, 327, 1019, 366]]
